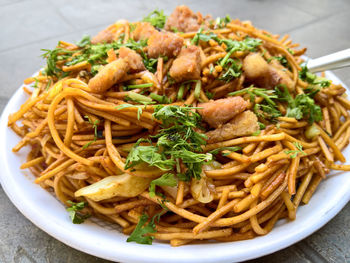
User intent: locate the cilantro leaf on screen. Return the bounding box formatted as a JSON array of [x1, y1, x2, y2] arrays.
[[149, 173, 177, 197], [230, 86, 278, 118], [275, 85, 322, 123], [41, 47, 74, 78], [124, 105, 210, 181], [299, 65, 331, 88], [127, 213, 156, 245], [191, 28, 219, 45], [268, 55, 290, 70], [254, 103, 282, 120], [125, 140, 175, 171], [66, 200, 90, 224], [142, 9, 167, 29], [42, 36, 149, 78], [215, 15, 231, 28], [76, 35, 91, 47], [82, 116, 99, 149], [218, 58, 242, 82], [219, 37, 262, 67], [284, 142, 306, 158], [216, 37, 261, 81]]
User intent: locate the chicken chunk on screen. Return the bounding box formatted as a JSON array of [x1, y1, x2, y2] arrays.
[[243, 53, 293, 91], [269, 67, 294, 91], [91, 20, 128, 44], [206, 111, 259, 143], [165, 5, 203, 33], [88, 59, 129, 93], [169, 45, 201, 82], [147, 31, 184, 58], [198, 96, 248, 128], [91, 26, 116, 44], [118, 46, 145, 72], [243, 53, 270, 81], [132, 22, 158, 41]]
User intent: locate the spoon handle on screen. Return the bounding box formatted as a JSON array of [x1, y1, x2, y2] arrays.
[[307, 48, 350, 73]]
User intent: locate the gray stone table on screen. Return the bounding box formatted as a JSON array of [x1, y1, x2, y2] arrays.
[[0, 0, 349, 262]]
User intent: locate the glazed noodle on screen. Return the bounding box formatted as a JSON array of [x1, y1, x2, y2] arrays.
[[8, 6, 350, 246]]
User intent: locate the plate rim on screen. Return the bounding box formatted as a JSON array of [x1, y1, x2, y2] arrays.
[[0, 71, 349, 263]]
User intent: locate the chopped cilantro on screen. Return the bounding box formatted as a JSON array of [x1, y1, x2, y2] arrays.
[[82, 116, 99, 149], [268, 55, 290, 69], [191, 28, 219, 45], [284, 142, 306, 158], [41, 36, 151, 78], [299, 65, 331, 88], [76, 35, 91, 47], [125, 106, 211, 181], [219, 37, 262, 67], [142, 9, 167, 29], [215, 15, 231, 28], [127, 213, 157, 245], [66, 200, 90, 224], [218, 58, 242, 82], [275, 85, 322, 123], [149, 173, 177, 197]]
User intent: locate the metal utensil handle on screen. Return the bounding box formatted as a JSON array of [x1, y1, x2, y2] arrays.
[[306, 48, 350, 73]]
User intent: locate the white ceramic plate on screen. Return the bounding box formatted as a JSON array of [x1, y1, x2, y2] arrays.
[[0, 71, 349, 263]]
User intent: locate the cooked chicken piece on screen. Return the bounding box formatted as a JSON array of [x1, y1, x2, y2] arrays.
[[147, 31, 184, 58], [243, 53, 270, 81], [132, 22, 158, 41], [269, 67, 294, 91], [169, 45, 201, 82], [165, 5, 203, 33], [140, 71, 161, 89], [206, 110, 259, 143], [91, 20, 128, 44], [91, 26, 116, 44], [118, 46, 145, 72], [243, 53, 293, 90], [88, 59, 129, 93], [198, 96, 248, 128]]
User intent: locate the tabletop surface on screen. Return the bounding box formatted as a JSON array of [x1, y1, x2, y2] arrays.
[[0, 0, 349, 262]]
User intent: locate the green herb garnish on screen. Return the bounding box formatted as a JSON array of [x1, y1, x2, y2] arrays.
[[142, 9, 167, 29], [215, 15, 231, 28], [284, 142, 306, 158], [191, 28, 219, 45], [127, 213, 157, 244], [219, 37, 262, 67], [275, 85, 322, 123], [149, 173, 177, 197], [299, 65, 331, 88], [82, 116, 99, 149], [125, 106, 211, 181], [66, 200, 90, 224]]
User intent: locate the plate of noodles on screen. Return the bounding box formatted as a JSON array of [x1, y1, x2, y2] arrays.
[[1, 5, 350, 263]]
